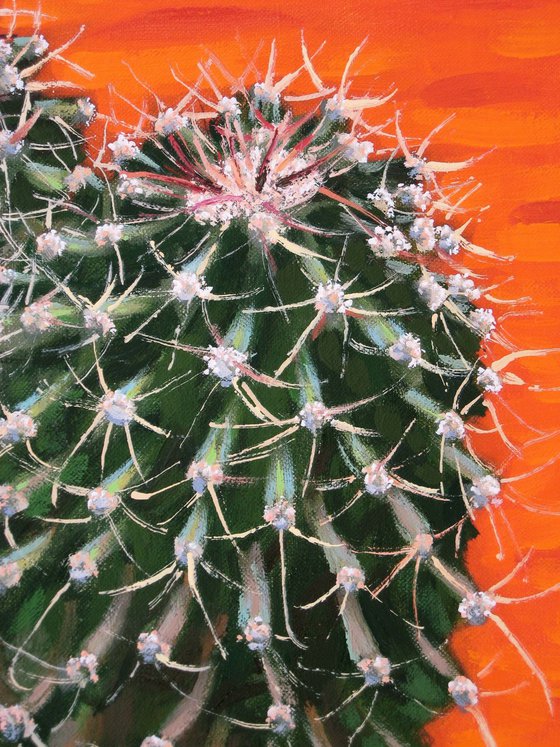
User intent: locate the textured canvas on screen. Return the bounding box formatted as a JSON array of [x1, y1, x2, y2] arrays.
[[1, 2, 559, 746]]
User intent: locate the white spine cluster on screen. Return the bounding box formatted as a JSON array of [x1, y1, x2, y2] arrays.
[[448, 676, 479, 708], [137, 630, 170, 664], [83, 308, 116, 337], [396, 183, 431, 212], [298, 401, 332, 433], [0, 485, 28, 517], [68, 551, 98, 584], [0, 64, 24, 94], [447, 273, 480, 301], [243, 616, 272, 651], [32, 35, 49, 57], [108, 133, 139, 163], [0, 562, 21, 593], [418, 274, 448, 311], [0, 411, 37, 443], [388, 333, 422, 367], [409, 217, 436, 252], [172, 271, 211, 302], [314, 282, 352, 315], [435, 224, 460, 255], [217, 96, 241, 116], [0, 41, 12, 62], [458, 592, 496, 626], [100, 390, 136, 426], [117, 176, 145, 199], [76, 97, 96, 124], [154, 108, 187, 136], [174, 539, 203, 568], [0, 266, 16, 284], [337, 133, 374, 163], [95, 223, 124, 247], [469, 475, 501, 509], [469, 308, 496, 338], [187, 460, 224, 494], [66, 650, 99, 684], [36, 230, 67, 260], [266, 704, 295, 735], [436, 411, 465, 441], [0, 705, 35, 742], [357, 656, 392, 686], [413, 533, 434, 558], [65, 165, 92, 192], [362, 462, 393, 495], [263, 498, 296, 530], [367, 187, 395, 216], [0, 130, 23, 160], [368, 225, 411, 258], [476, 367, 502, 393], [87, 487, 119, 517], [203, 345, 247, 386], [336, 566, 366, 592], [20, 301, 56, 333], [140, 736, 173, 747], [253, 82, 280, 106]]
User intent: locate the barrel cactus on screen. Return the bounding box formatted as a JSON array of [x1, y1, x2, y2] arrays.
[[0, 27, 557, 746]]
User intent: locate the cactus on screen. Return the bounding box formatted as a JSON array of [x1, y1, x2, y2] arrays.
[[1, 25, 558, 747]]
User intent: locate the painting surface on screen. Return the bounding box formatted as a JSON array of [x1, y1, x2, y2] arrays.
[[1, 0, 560, 744]]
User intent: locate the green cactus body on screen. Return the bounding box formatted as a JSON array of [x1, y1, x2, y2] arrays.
[[0, 27, 554, 747]]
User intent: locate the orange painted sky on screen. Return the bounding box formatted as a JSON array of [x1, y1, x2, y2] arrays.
[[6, 1, 560, 744]]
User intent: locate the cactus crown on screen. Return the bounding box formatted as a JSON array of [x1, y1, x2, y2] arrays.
[[0, 18, 556, 747]]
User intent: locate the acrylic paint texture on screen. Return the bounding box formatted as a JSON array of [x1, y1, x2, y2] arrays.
[[1, 1, 560, 745]]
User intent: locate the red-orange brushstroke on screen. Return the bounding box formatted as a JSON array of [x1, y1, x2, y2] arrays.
[[7, 1, 560, 744]]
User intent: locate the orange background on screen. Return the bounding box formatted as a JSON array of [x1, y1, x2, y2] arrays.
[[9, 1, 560, 744]]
